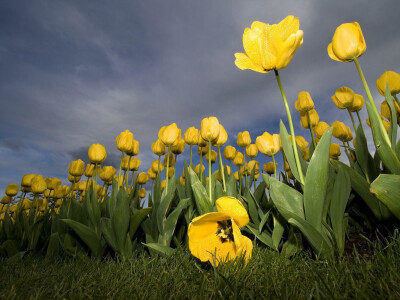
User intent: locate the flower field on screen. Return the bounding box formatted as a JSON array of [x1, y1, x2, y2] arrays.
[[1, 15, 400, 295]]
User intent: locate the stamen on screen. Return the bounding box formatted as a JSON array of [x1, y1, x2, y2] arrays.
[[216, 219, 234, 243]]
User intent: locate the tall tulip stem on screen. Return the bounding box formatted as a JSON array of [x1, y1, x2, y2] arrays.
[[272, 154, 277, 179], [274, 69, 305, 184], [218, 146, 226, 192], [117, 152, 124, 190], [347, 110, 357, 133], [208, 141, 212, 204], [356, 111, 365, 132], [166, 148, 170, 194], [306, 111, 317, 149]]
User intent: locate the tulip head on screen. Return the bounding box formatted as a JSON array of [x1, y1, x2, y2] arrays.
[[151, 160, 164, 173], [245, 144, 258, 159], [263, 162, 277, 175], [205, 149, 217, 164], [201, 116, 220, 142], [329, 143, 341, 160], [327, 22, 366, 62], [139, 188, 146, 199], [331, 87, 355, 109], [184, 127, 199, 145], [223, 145, 236, 161], [159, 123, 180, 146], [88, 144, 107, 164], [349, 94, 365, 112], [300, 109, 319, 129], [255, 132, 281, 156], [31, 175, 47, 195], [21, 174, 36, 191], [115, 130, 134, 153], [137, 172, 149, 185], [171, 139, 186, 155], [5, 183, 19, 197], [314, 122, 330, 139], [125, 139, 140, 156], [99, 166, 116, 183], [233, 151, 244, 166], [212, 124, 228, 147], [147, 168, 157, 180], [332, 121, 350, 142], [69, 159, 85, 177], [295, 91, 314, 112], [151, 139, 167, 156], [237, 131, 251, 147], [376, 71, 400, 96], [1, 195, 12, 204]]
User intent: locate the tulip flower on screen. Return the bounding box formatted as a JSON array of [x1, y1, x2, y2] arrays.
[[349, 94, 365, 112], [263, 162, 277, 175], [88, 144, 107, 164], [295, 91, 315, 112], [201, 117, 220, 142], [314, 122, 330, 139], [158, 123, 180, 147], [115, 130, 134, 153], [223, 146, 236, 161], [137, 172, 149, 185], [125, 139, 140, 156], [171, 139, 186, 155], [237, 131, 251, 147], [205, 149, 217, 164], [31, 175, 47, 195], [327, 22, 366, 62], [151, 139, 167, 156], [255, 132, 281, 157], [1, 195, 12, 204], [188, 196, 252, 266], [331, 87, 355, 109], [300, 109, 319, 129], [5, 183, 19, 197], [69, 159, 85, 177], [147, 168, 157, 180], [233, 151, 244, 166], [234, 15, 303, 73], [376, 71, 400, 97], [184, 127, 199, 166], [139, 188, 146, 199], [329, 143, 341, 160], [245, 144, 258, 159]]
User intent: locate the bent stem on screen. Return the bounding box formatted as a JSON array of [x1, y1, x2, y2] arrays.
[[274, 69, 305, 184], [306, 111, 317, 149]]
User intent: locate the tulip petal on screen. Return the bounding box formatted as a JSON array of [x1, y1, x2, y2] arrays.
[[327, 43, 345, 62], [215, 196, 249, 227], [234, 52, 268, 73], [242, 23, 265, 67], [276, 15, 299, 40]]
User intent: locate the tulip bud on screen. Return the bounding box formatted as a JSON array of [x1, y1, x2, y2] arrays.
[[163, 153, 175, 167], [47, 178, 61, 191], [158, 123, 180, 146], [223, 146, 236, 161], [381, 100, 400, 120], [212, 124, 228, 147], [349, 94, 365, 112], [198, 144, 208, 155], [1, 195, 12, 204], [294, 136, 308, 152], [331, 87, 355, 109], [5, 184, 19, 197], [130, 157, 141, 171], [137, 172, 149, 185], [255, 132, 281, 156], [197, 132, 207, 147], [69, 159, 85, 177], [245, 144, 258, 159], [314, 122, 330, 139], [88, 144, 107, 164], [84, 164, 95, 177], [125, 139, 140, 156], [139, 188, 146, 199], [151, 160, 164, 173], [147, 168, 157, 180], [200, 116, 220, 142], [248, 160, 260, 174], [303, 148, 310, 162], [263, 162, 277, 175], [332, 121, 349, 142], [31, 175, 47, 195], [329, 143, 341, 160], [233, 151, 244, 166], [161, 180, 166, 190], [179, 176, 186, 186], [21, 174, 35, 191], [21, 198, 32, 210], [99, 166, 116, 183], [376, 71, 400, 96], [295, 91, 314, 112], [166, 167, 175, 178], [171, 139, 186, 155], [233, 171, 240, 181], [195, 164, 205, 175], [68, 174, 81, 183], [237, 131, 251, 147], [205, 149, 217, 164], [184, 127, 199, 145], [115, 130, 134, 152], [327, 22, 366, 62], [300, 109, 319, 129], [152, 139, 167, 156]]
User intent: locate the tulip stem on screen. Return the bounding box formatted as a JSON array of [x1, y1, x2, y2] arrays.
[[208, 141, 212, 204], [394, 95, 400, 107], [199, 148, 204, 184], [126, 156, 132, 189], [356, 111, 365, 132], [94, 163, 98, 202], [274, 70, 305, 184], [272, 154, 277, 179], [347, 110, 357, 133], [218, 146, 226, 192], [307, 111, 317, 149], [243, 147, 248, 188], [354, 57, 391, 146], [117, 152, 124, 190], [189, 145, 193, 168], [166, 148, 170, 194]]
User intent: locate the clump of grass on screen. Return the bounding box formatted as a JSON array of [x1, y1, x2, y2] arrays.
[[1, 236, 400, 299]]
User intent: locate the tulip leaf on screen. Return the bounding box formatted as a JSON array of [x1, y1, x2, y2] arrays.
[[281, 227, 303, 258], [46, 232, 60, 259], [329, 164, 351, 255], [162, 198, 190, 246], [258, 210, 271, 234], [142, 243, 175, 256], [225, 173, 238, 198], [113, 191, 131, 251], [100, 218, 118, 251], [385, 84, 398, 150], [268, 176, 304, 220], [157, 177, 177, 233], [188, 168, 214, 215], [129, 207, 152, 239], [246, 224, 274, 249], [355, 125, 379, 183], [272, 213, 285, 251], [61, 219, 103, 258], [280, 121, 300, 183], [370, 174, 400, 220], [303, 127, 332, 233], [366, 102, 400, 174]]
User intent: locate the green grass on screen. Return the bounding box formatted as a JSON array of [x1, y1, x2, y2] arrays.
[[1, 237, 400, 300]]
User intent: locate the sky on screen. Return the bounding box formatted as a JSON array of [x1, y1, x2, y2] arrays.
[[1, 0, 400, 195]]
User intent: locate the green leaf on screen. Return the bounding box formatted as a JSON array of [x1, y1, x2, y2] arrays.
[[112, 191, 131, 251], [281, 227, 303, 258], [329, 164, 351, 255], [370, 174, 400, 220], [225, 173, 238, 198], [385, 83, 398, 150], [100, 218, 118, 251], [162, 198, 190, 246], [272, 213, 285, 251], [157, 177, 177, 233], [355, 125, 379, 183], [142, 243, 175, 256], [129, 207, 152, 239], [188, 168, 214, 215], [303, 127, 332, 233], [366, 102, 400, 174], [246, 224, 274, 249], [268, 176, 304, 220], [258, 211, 271, 234], [46, 232, 61, 259], [243, 193, 259, 226], [61, 219, 103, 258], [280, 120, 300, 183]]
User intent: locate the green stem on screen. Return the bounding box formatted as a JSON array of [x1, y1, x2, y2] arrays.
[[199, 149, 203, 184], [394, 95, 400, 107], [274, 69, 305, 184], [353, 57, 391, 146], [356, 111, 365, 132], [272, 154, 277, 179], [307, 111, 317, 149], [166, 148, 170, 194], [189, 145, 193, 168], [94, 163, 98, 202], [218, 146, 226, 192], [117, 152, 124, 190], [125, 156, 132, 189], [208, 141, 212, 204], [347, 110, 357, 133], [243, 147, 248, 188]]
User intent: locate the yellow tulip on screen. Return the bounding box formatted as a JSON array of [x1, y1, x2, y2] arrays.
[[31, 175, 47, 195], [137, 172, 149, 185], [294, 136, 309, 152], [158, 123, 180, 146], [161, 180, 166, 190], [235, 15, 303, 73], [263, 162, 277, 175], [184, 127, 199, 145], [151, 160, 164, 173], [125, 139, 140, 156], [237, 131, 251, 147], [88, 144, 107, 164], [171, 139, 186, 155], [188, 196, 252, 266], [217, 166, 231, 181], [69, 159, 85, 177], [139, 188, 146, 199], [201, 116, 220, 141], [331, 87, 355, 109], [99, 166, 116, 183], [198, 144, 208, 155], [205, 149, 217, 164], [303, 148, 310, 162], [212, 124, 228, 147], [147, 168, 157, 180], [332, 121, 349, 142], [376, 71, 400, 96], [5, 183, 19, 197], [247, 160, 260, 174], [20, 174, 35, 190], [195, 164, 205, 175], [300, 109, 319, 129], [329, 143, 341, 160], [21, 198, 32, 210], [68, 174, 81, 183], [233, 171, 240, 181], [294, 91, 314, 112], [255, 132, 281, 156], [197, 131, 208, 147], [47, 177, 62, 191], [381, 100, 400, 120], [223, 145, 236, 161], [314, 122, 330, 139], [349, 94, 365, 112], [163, 153, 175, 167], [245, 144, 258, 159], [327, 22, 366, 62], [151, 139, 167, 156], [233, 151, 244, 166], [179, 176, 185, 187], [130, 157, 141, 171], [115, 130, 134, 153], [1, 195, 12, 204], [166, 166, 175, 178], [84, 164, 95, 177]]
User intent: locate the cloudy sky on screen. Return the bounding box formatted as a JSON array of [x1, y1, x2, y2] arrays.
[[1, 0, 400, 195]]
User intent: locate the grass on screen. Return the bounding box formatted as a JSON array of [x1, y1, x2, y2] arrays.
[[1, 236, 400, 299]]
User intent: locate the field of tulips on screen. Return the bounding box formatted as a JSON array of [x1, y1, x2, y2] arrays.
[[1, 15, 400, 271]]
